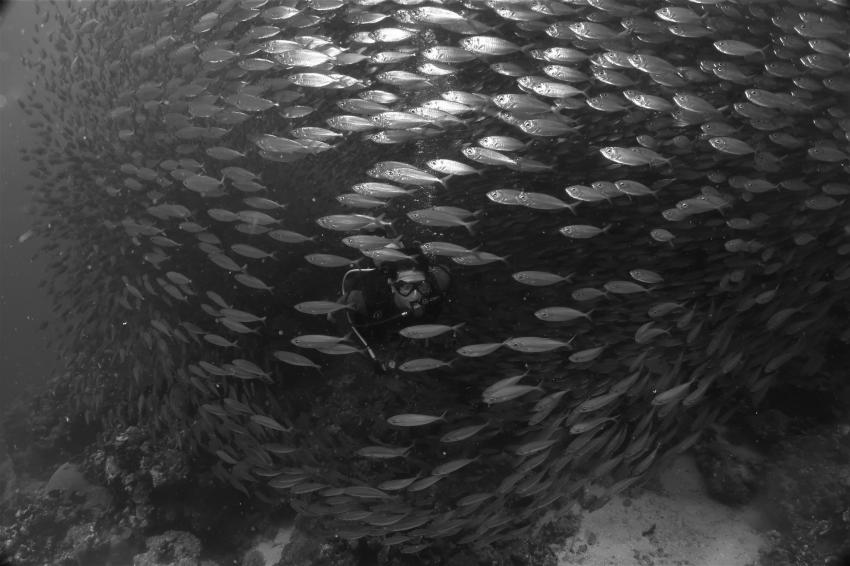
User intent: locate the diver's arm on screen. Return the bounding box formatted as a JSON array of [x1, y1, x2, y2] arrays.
[[345, 289, 367, 315]]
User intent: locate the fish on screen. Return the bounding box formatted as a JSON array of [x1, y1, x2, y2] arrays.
[[22, 0, 850, 555], [398, 358, 454, 372], [459, 36, 524, 56], [603, 281, 652, 294], [273, 350, 322, 371], [362, 248, 415, 263], [575, 389, 625, 414], [455, 343, 503, 358], [203, 334, 238, 348], [291, 334, 351, 349], [482, 384, 544, 405], [651, 380, 695, 406], [440, 422, 489, 443], [518, 192, 579, 213], [559, 224, 611, 239], [351, 182, 414, 199], [378, 476, 421, 492], [451, 251, 509, 266], [399, 323, 465, 340], [487, 189, 524, 206], [407, 208, 478, 234], [512, 271, 573, 286], [368, 161, 446, 187], [304, 254, 360, 268], [426, 159, 480, 177], [432, 457, 477, 476], [514, 439, 558, 457], [250, 414, 290, 433], [317, 214, 389, 232], [420, 242, 477, 257], [294, 301, 353, 315], [387, 412, 447, 427], [569, 417, 617, 435], [709, 136, 756, 155], [569, 345, 607, 364], [343, 235, 401, 251], [534, 307, 592, 322], [231, 244, 276, 260], [600, 146, 671, 167], [503, 337, 573, 353], [219, 308, 264, 323], [356, 445, 412, 459], [462, 146, 518, 168], [314, 343, 364, 356]]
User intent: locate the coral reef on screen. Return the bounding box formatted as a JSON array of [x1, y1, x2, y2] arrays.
[[131, 530, 221, 566], [272, 507, 578, 566], [85, 425, 191, 531], [756, 424, 850, 566], [694, 436, 763, 506]]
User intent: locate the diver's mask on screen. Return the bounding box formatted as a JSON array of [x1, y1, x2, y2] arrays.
[[392, 269, 430, 316]]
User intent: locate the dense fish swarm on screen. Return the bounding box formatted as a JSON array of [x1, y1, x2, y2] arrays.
[[18, 0, 850, 554]]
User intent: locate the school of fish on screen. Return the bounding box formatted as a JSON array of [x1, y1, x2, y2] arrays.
[[16, 0, 850, 555]]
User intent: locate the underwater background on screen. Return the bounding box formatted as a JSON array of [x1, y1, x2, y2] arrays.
[[0, 0, 59, 415], [0, 0, 849, 565]]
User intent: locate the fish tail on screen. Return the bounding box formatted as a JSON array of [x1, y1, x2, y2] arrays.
[[465, 220, 479, 235]]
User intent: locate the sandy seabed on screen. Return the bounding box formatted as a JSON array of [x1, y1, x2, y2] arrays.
[[243, 454, 766, 566], [556, 455, 766, 566]]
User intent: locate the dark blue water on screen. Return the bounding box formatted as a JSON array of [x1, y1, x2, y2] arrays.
[[0, 0, 59, 411]]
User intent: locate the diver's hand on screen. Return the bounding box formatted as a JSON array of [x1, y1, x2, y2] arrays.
[[373, 358, 387, 374]]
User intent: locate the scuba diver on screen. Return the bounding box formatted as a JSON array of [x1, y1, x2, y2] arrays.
[[340, 243, 452, 371]]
